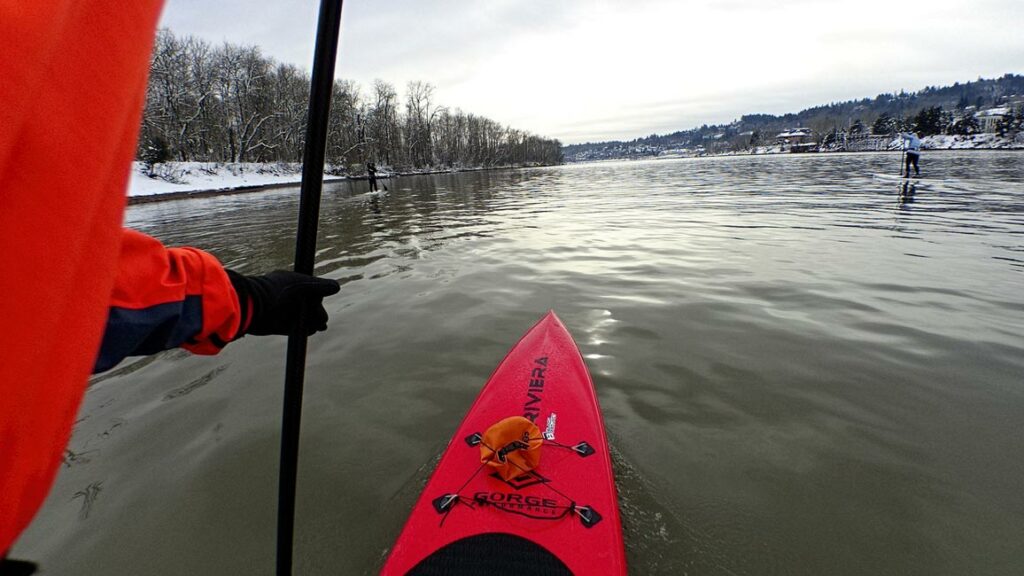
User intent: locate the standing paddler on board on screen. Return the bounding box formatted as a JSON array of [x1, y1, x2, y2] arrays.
[[0, 2, 341, 571], [901, 131, 923, 177], [367, 161, 379, 192]]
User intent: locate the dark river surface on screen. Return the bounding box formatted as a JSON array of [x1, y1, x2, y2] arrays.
[[14, 151, 1024, 575]]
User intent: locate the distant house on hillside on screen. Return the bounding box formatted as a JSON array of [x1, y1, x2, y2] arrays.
[[776, 128, 813, 144], [776, 128, 817, 152], [975, 107, 1010, 133]]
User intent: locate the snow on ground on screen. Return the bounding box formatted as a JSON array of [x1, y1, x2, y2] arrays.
[[922, 133, 1024, 149], [128, 162, 311, 197]]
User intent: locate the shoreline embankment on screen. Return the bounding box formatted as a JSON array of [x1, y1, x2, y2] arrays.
[[126, 162, 547, 205]]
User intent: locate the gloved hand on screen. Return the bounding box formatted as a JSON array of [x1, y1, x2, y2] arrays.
[[227, 270, 341, 338]]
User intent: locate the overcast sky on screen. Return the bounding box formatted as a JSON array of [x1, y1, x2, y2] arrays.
[[160, 0, 1024, 144]]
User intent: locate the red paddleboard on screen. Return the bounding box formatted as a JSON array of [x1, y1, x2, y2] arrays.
[[381, 311, 626, 575]]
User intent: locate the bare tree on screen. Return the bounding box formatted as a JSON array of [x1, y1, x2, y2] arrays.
[[138, 30, 564, 171], [326, 80, 361, 167], [404, 81, 437, 167], [368, 79, 400, 165], [218, 44, 279, 162]]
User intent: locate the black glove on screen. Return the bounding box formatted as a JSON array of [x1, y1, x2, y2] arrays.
[[227, 270, 341, 338]]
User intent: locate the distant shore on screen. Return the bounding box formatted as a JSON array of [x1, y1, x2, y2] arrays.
[[567, 133, 1024, 163], [660, 143, 1024, 162]]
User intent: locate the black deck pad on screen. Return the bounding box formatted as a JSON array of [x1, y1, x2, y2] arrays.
[[407, 532, 573, 576]]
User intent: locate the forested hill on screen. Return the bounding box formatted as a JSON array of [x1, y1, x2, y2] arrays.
[[139, 29, 563, 171], [564, 74, 1024, 160]]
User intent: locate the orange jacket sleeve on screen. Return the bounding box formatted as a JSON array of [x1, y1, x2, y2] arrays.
[[94, 229, 245, 373], [0, 0, 165, 555]]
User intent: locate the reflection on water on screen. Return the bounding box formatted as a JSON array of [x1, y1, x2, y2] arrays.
[[15, 151, 1024, 575], [899, 181, 917, 207]]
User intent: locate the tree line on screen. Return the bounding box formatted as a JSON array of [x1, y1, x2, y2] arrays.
[[138, 29, 563, 170]]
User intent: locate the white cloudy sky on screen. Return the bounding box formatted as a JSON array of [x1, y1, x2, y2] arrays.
[[160, 0, 1024, 144]]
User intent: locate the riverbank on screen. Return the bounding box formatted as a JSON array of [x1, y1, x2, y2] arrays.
[[128, 162, 346, 203], [126, 161, 547, 204]]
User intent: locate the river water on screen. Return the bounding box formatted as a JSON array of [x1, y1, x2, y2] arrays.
[[14, 151, 1024, 575]]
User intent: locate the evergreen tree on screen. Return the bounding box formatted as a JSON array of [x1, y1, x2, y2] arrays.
[[994, 107, 1022, 138], [951, 113, 979, 135], [913, 106, 945, 136], [995, 114, 1012, 137], [140, 135, 171, 169], [872, 113, 895, 135]]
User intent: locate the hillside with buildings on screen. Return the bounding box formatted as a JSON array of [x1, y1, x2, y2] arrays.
[[564, 74, 1024, 161]]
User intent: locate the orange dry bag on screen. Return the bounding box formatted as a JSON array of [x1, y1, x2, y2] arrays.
[[480, 416, 543, 481]]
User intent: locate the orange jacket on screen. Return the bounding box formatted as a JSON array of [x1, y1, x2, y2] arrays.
[[0, 0, 241, 555]]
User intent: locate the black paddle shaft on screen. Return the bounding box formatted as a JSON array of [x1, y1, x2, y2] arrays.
[[277, 1, 344, 575]]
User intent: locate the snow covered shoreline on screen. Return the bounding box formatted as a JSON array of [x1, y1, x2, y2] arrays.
[[127, 162, 334, 202], [126, 161, 541, 204], [625, 134, 1024, 161], [914, 133, 1024, 149], [742, 134, 1024, 156]]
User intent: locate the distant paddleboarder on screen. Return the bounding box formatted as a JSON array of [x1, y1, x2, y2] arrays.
[[901, 132, 922, 177], [367, 162, 379, 192]]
